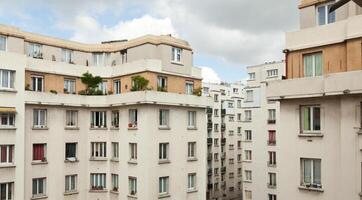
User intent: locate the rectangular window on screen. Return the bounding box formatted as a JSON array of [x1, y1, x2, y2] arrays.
[[237, 141, 242, 149], [228, 102, 234, 108], [245, 130, 252, 141], [129, 143, 137, 161], [0, 35, 6, 51], [237, 100, 242, 108], [113, 80, 121, 94], [267, 69, 278, 77], [237, 127, 241, 134], [187, 111, 196, 128], [28, 43, 43, 58], [111, 174, 119, 192], [245, 171, 252, 181], [90, 173, 106, 190], [65, 175, 77, 193], [268, 130, 276, 145], [159, 176, 169, 195], [268, 151, 277, 165], [112, 142, 119, 159], [0, 113, 15, 127], [159, 143, 169, 161], [31, 75, 44, 92], [159, 109, 169, 128], [233, 88, 238, 93], [214, 94, 219, 102], [245, 150, 252, 161], [268, 173, 277, 187], [304, 53, 323, 77], [90, 142, 106, 158], [245, 190, 252, 200], [0, 69, 15, 89], [237, 113, 241, 121], [268, 109, 276, 123], [91, 111, 107, 128], [93, 53, 110, 66], [301, 158, 322, 188], [32, 178, 46, 197], [248, 73, 255, 80], [245, 110, 252, 121], [317, 3, 335, 26], [65, 143, 77, 161], [97, 81, 108, 95], [301, 105, 321, 133], [121, 50, 127, 64], [188, 142, 196, 159], [64, 79, 76, 94], [246, 90, 253, 102], [129, 109, 138, 128], [203, 87, 209, 95], [111, 110, 119, 128], [268, 194, 277, 200], [0, 182, 13, 200], [229, 116, 234, 122], [0, 145, 14, 164], [214, 124, 219, 132], [65, 110, 78, 127], [157, 76, 168, 92], [171, 47, 182, 62], [187, 173, 196, 190], [129, 177, 137, 196], [61, 49, 73, 63], [185, 81, 194, 95], [33, 144, 46, 161], [33, 109, 47, 128]]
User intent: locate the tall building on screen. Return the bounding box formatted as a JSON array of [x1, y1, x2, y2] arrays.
[[267, 1, 362, 200], [203, 82, 244, 200], [241, 61, 285, 200], [0, 24, 212, 200]]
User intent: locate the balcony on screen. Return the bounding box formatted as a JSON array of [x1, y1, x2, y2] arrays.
[[207, 153, 213, 161], [221, 138, 226, 145], [207, 122, 213, 130], [208, 169, 213, 176], [207, 138, 213, 145]]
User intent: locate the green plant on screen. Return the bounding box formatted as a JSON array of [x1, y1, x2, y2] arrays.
[[193, 87, 202, 96], [157, 86, 167, 92], [25, 84, 31, 91], [80, 72, 103, 95], [50, 90, 58, 94], [130, 75, 149, 91]]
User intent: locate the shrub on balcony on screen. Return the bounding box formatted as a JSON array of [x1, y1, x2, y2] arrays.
[[130, 75, 150, 91], [79, 72, 103, 95], [193, 87, 202, 96], [157, 86, 167, 92]]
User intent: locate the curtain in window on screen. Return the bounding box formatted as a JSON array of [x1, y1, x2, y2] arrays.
[[268, 131, 276, 141], [313, 160, 321, 184], [303, 160, 312, 184], [33, 144, 44, 160], [2, 70, 8, 88], [0, 146, 6, 163], [303, 107, 311, 131], [315, 54, 323, 76], [304, 55, 314, 77]]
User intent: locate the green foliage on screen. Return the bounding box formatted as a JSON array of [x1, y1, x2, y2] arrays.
[[130, 75, 149, 91], [50, 90, 58, 94], [193, 87, 202, 96], [157, 86, 167, 92], [80, 72, 103, 95]]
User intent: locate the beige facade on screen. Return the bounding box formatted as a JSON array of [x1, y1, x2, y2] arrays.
[[0, 24, 210, 200]]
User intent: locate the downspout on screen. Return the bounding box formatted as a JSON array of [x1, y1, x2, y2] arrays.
[[283, 49, 290, 79]]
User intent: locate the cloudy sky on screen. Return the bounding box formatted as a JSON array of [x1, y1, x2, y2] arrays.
[[0, 0, 300, 83]]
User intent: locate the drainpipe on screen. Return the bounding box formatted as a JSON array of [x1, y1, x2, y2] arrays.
[[283, 49, 289, 79]]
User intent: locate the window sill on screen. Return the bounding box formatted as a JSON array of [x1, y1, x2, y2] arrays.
[[90, 127, 108, 130], [158, 160, 171, 164], [89, 157, 107, 161], [89, 189, 108, 193], [110, 127, 120, 130], [0, 163, 15, 168], [111, 158, 119, 162], [127, 194, 138, 199], [128, 127, 138, 130], [0, 88, 17, 93], [298, 133, 324, 138], [171, 61, 184, 66], [128, 160, 138, 165], [187, 127, 197, 130], [267, 185, 277, 189], [64, 158, 79, 163], [159, 126, 171, 130], [187, 157, 198, 162], [32, 127, 49, 130], [64, 127, 79, 130], [187, 189, 198, 193], [158, 193, 171, 199], [242, 160, 252, 163], [243, 180, 252, 183], [31, 161, 48, 165], [0, 127, 16, 130], [110, 190, 119, 194], [298, 186, 324, 192], [31, 195, 48, 200], [267, 164, 277, 168], [243, 140, 252, 143], [64, 191, 78, 196]]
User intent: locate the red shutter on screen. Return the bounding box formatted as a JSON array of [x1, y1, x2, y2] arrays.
[[0, 146, 6, 162], [33, 144, 44, 160]]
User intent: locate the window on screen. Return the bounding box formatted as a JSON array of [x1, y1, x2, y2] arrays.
[[121, 50, 127, 64], [93, 53, 110, 66], [129, 177, 137, 196], [214, 139, 219, 146], [111, 174, 119, 192], [203, 87, 209, 95], [111, 110, 119, 128], [97, 81, 108, 95], [157, 76, 167, 91], [317, 3, 335, 26], [187, 173, 196, 191], [33, 109, 47, 128], [267, 69, 278, 77], [159, 176, 169, 195], [0, 113, 15, 127], [237, 100, 242, 108], [171, 47, 182, 62], [229, 130, 234, 136], [229, 158, 234, 164], [246, 90, 253, 102], [187, 111, 196, 128], [245, 150, 252, 161], [238, 168, 242, 175], [0, 182, 13, 200], [214, 109, 219, 117], [0, 69, 15, 89], [31, 75, 44, 92], [129, 143, 137, 161], [90, 173, 106, 190], [237, 127, 241, 134], [0, 35, 6, 51], [129, 109, 138, 128], [111, 142, 119, 159], [304, 53, 323, 77], [32, 178, 46, 197], [248, 72, 255, 80], [214, 168, 219, 175], [91, 111, 107, 128], [229, 145, 234, 150], [64, 79, 75, 94], [229, 116, 234, 122], [61, 49, 73, 63], [268, 151, 276, 166], [268, 194, 277, 200], [65, 175, 77, 193], [301, 105, 321, 133], [268, 173, 277, 187], [268, 130, 276, 145], [33, 144, 46, 162], [301, 158, 321, 188], [233, 88, 238, 93], [228, 102, 234, 108], [214, 94, 219, 102], [65, 110, 78, 127], [245, 110, 252, 121], [237, 113, 241, 121], [113, 80, 121, 94], [65, 143, 77, 161], [90, 142, 106, 158], [185, 81, 194, 95], [28, 43, 42, 58], [245, 130, 252, 141], [159, 109, 169, 128], [159, 143, 169, 161], [268, 109, 276, 123], [245, 190, 252, 200], [237, 141, 241, 149], [188, 142, 196, 159], [245, 171, 252, 181], [0, 145, 14, 164], [214, 124, 219, 132]]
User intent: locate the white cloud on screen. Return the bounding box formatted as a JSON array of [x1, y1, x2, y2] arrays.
[[201, 66, 221, 84]]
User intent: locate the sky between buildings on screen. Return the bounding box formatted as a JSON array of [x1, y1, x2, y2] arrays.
[[0, 0, 300, 83]]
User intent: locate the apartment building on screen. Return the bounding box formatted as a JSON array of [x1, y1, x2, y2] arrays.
[[241, 61, 285, 200], [203, 82, 244, 200], [267, 1, 362, 200], [0, 24, 212, 200]]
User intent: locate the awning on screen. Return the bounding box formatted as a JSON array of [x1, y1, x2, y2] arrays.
[[0, 107, 16, 113]]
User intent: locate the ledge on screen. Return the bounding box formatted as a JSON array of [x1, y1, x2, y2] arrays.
[[32, 127, 49, 130], [64, 158, 79, 163], [64, 127, 79, 130], [0, 164, 16, 168], [111, 158, 119, 162], [128, 127, 138, 130], [242, 160, 252, 163], [187, 189, 198, 194], [31, 161, 48, 165], [171, 61, 184, 66], [159, 127, 171, 130], [187, 158, 198, 162], [89, 157, 107, 161], [128, 160, 138, 165], [89, 189, 108, 193], [158, 160, 171, 164], [243, 180, 252, 183], [0, 127, 16, 130], [110, 127, 120, 130], [187, 127, 197, 130], [0, 88, 17, 93], [110, 190, 119, 195], [298, 186, 324, 192], [158, 193, 171, 199], [127, 194, 138, 199], [31, 195, 48, 200], [90, 127, 108, 130], [64, 191, 78, 196], [298, 133, 324, 138]]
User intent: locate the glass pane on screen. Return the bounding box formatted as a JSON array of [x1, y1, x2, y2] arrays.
[[328, 5, 336, 24], [303, 160, 312, 184], [315, 54, 323, 76], [318, 6, 326, 25], [303, 107, 311, 131], [313, 160, 321, 184], [304, 55, 314, 77], [32, 180, 37, 195], [313, 107, 321, 131], [0, 184, 5, 200]]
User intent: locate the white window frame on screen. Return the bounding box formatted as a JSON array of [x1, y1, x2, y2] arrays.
[[304, 53, 323, 77], [129, 143, 137, 161], [0, 182, 13, 200], [0, 113, 15, 127], [93, 52, 110, 66], [316, 2, 336, 26], [159, 143, 169, 161], [301, 158, 322, 188], [32, 178, 46, 197], [65, 143, 77, 161], [268, 109, 276, 121], [111, 110, 119, 128], [129, 177, 137, 196], [0, 145, 14, 164], [248, 72, 255, 80], [91, 111, 107, 128], [33, 109, 47, 128], [61, 49, 73, 63], [64, 79, 76, 94], [65, 175, 77, 193], [111, 174, 119, 191], [97, 81, 108, 95], [267, 69, 278, 77], [187, 111, 196, 128], [112, 142, 119, 159], [31, 75, 44, 92], [159, 109, 169, 128], [28, 43, 43, 58], [245, 110, 252, 121], [187, 173, 196, 191], [268, 173, 277, 187], [185, 81, 194, 95], [245, 130, 252, 141], [268, 151, 276, 165], [113, 80, 121, 94], [90, 142, 107, 158], [157, 76, 168, 91], [171, 47, 182, 62], [0, 35, 6, 51], [0, 69, 15, 89], [159, 176, 169, 195], [245, 150, 252, 161], [245, 170, 252, 181], [65, 110, 78, 128], [129, 109, 138, 128], [300, 105, 321, 133], [90, 173, 106, 190], [246, 90, 253, 102], [188, 142, 196, 159]]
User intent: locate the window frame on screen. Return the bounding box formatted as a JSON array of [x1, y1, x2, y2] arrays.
[[129, 177, 137, 196], [31, 75, 44, 92], [61, 48, 73, 63], [64, 79, 76, 94], [32, 143, 47, 162], [90, 142, 107, 159], [303, 52, 323, 77], [185, 81, 194, 95], [90, 173, 106, 190], [159, 109, 170, 128], [65, 174, 77, 193], [187, 111, 197, 128], [316, 2, 336, 26], [188, 142, 196, 159], [0, 145, 14, 164], [111, 174, 119, 191], [171, 47, 182, 63], [111, 110, 119, 128], [65, 110, 78, 128], [159, 176, 169, 195], [129, 143, 137, 161], [0, 113, 15, 127], [187, 173, 196, 191], [65, 142, 77, 161], [0, 69, 15, 89], [300, 105, 321, 133], [0, 182, 13, 200], [301, 158, 322, 188], [90, 111, 107, 128], [159, 143, 169, 161], [32, 177, 46, 197], [128, 109, 138, 128], [113, 79, 121, 94], [33, 109, 47, 128]]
